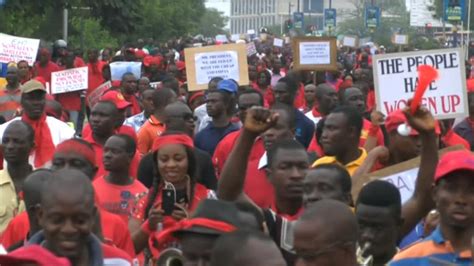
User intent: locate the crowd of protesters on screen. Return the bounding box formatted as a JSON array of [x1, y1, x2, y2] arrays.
[[0, 33, 472, 266]]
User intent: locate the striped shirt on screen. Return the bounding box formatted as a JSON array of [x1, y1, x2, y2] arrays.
[[389, 227, 472, 265], [0, 88, 21, 121]]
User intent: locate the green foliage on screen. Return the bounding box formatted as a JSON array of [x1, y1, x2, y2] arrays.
[[193, 8, 229, 37], [68, 17, 119, 50]]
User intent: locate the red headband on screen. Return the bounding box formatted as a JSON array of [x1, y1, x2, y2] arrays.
[[55, 139, 97, 166], [149, 218, 237, 257], [188, 91, 205, 104], [152, 134, 194, 152]]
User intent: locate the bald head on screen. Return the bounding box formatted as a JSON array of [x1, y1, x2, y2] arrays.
[[315, 84, 338, 115], [294, 199, 358, 265], [41, 169, 95, 209], [24, 169, 53, 209], [164, 101, 194, 136]]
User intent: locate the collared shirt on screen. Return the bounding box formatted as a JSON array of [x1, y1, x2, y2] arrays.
[[311, 148, 368, 176], [244, 152, 274, 208], [123, 112, 146, 133], [0, 88, 21, 121], [194, 122, 240, 156], [389, 227, 472, 265], [137, 115, 165, 155], [0, 169, 25, 233]]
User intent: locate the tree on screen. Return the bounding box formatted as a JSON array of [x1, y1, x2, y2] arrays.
[[194, 8, 229, 37]]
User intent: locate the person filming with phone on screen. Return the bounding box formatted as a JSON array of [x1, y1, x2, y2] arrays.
[[128, 131, 216, 261]]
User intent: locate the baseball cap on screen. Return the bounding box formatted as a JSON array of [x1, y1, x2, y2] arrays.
[[217, 79, 238, 94], [434, 150, 474, 182], [100, 90, 132, 110], [385, 109, 440, 135], [21, 79, 47, 94], [175, 61, 186, 71], [0, 245, 71, 266]]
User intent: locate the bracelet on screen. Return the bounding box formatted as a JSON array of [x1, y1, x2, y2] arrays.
[[141, 220, 153, 235], [368, 124, 380, 137]]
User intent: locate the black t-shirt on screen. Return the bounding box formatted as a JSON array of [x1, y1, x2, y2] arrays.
[[137, 148, 217, 190], [263, 209, 297, 266]]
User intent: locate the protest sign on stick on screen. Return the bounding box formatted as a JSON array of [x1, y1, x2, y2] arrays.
[[352, 145, 464, 203], [51, 67, 88, 94], [273, 38, 284, 47], [246, 42, 257, 56], [342, 36, 358, 47], [87, 81, 112, 107], [184, 43, 249, 91], [292, 37, 337, 71], [0, 34, 40, 65], [392, 34, 409, 45], [373, 48, 468, 119]]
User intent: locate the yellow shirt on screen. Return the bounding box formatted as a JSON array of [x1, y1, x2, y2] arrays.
[[0, 169, 25, 233], [311, 148, 368, 176]]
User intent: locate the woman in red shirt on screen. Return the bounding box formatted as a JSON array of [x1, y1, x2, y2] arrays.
[[128, 132, 215, 260]]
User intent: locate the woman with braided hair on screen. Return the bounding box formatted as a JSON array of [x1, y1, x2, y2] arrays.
[[128, 131, 216, 258]]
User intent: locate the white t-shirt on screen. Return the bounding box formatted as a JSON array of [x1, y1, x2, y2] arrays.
[[0, 116, 75, 168]]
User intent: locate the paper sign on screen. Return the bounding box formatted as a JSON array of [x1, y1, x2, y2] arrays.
[[247, 29, 256, 35], [246, 42, 257, 56], [342, 36, 358, 47], [87, 81, 112, 107], [110, 62, 142, 81], [231, 34, 240, 42], [0, 34, 40, 65], [292, 37, 337, 71], [216, 35, 228, 43], [51, 67, 88, 94], [393, 34, 409, 45], [373, 48, 468, 119], [273, 38, 284, 47], [150, 82, 161, 89], [184, 43, 249, 91]]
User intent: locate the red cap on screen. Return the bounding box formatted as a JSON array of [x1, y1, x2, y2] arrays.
[[189, 91, 205, 104], [435, 150, 474, 182], [100, 90, 132, 110], [385, 110, 440, 135], [143, 56, 162, 67], [0, 245, 71, 266], [175, 61, 186, 71], [135, 49, 146, 59], [467, 78, 474, 93]]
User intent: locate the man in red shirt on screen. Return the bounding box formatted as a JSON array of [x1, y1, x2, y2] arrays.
[[29, 169, 133, 265], [93, 134, 147, 223], [120, 73, 141, 116], [34, 48, 61, 84], [87, 49, 106, 101]]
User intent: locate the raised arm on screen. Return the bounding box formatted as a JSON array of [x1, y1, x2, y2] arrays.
[[399, 107, 438, 238], [217, 107, 277, 201]]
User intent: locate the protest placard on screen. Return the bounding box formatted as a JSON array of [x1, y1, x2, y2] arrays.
[[373, 48, 468, 119], [51, 67, 88, 94], [184, 43, 249, 91], [0, 34, 40, 65], [231, 34, 240, 42], [150, 82, 161, 89], [393, 34, 409, 45], [342, 36, 358, 47], [352, 145, 464, 203], [87, 81, 112, 107], [216, 35, 228, 43], [110, 62, 142, 81], [273, 38, 284, 47], [292, 37, 337, 71], [246, 42, 257, 56]]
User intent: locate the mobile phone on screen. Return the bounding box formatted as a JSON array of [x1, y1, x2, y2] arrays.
[[162, 186, 175, 216]]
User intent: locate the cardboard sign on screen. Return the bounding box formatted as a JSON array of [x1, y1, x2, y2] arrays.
[[184, 43, 249, 91], [393, 34, 409, 45], [0, 34, 40, 65], [87, 81, 112, 107], [246, 42, 257, 56], [273, 38, 284, 47], [110, 62, 142, 81], [231, 34, 240, 42], [373, 48, 468, 119], [342, 36, 358, 47], [352, 145, 464, 203], [292, 37, 338, 71], [51, 67, 88, 94]]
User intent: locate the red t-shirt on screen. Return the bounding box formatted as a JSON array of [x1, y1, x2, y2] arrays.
[[293, 83, 306, 110], [34, 61, 61, 84], [87, 61, 106, 97], [82, 128, 140, 179], [212, 130, 265, 179], [270, 203, 303, 221], [0, 209, 136, 259], [101, 242, 133, 265], [244, 156, 275, 208], [93, 176, 148, 224], [55, 91, 81, 111], [123, 93, 141, 116]]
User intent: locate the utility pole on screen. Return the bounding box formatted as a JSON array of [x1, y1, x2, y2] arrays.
[[297, 0, 300, 12], [63, 9, 68, 42], [329, 0, 332, 9]]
